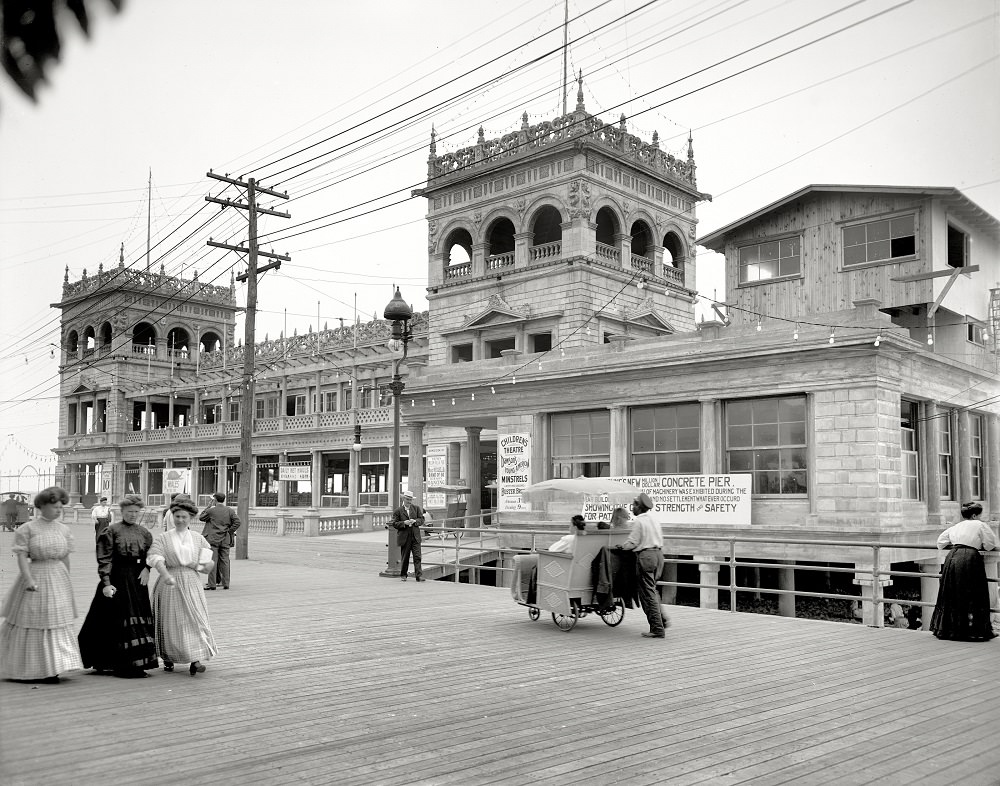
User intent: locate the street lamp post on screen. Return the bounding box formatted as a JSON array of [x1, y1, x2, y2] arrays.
[[380, 287, 413, 578]]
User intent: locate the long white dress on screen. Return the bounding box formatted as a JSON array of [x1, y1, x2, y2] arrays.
[[147, 528, 217, 665], [0, 517, 84, 679]]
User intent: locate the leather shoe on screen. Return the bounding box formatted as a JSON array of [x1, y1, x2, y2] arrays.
[[189, 662, 206, 675], [205, 586, 216, 590], [416, 577, 426, 582], [641, 632, 665, 639], [400, 576, 408, 581]]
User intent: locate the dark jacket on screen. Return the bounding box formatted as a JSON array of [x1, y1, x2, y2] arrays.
[[390, 501, 425, 547], [199, 503, 241, 547], [591, 547, 639, 610]]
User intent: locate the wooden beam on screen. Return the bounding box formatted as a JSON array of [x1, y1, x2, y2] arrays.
[[928, 266, 969, 319], [891, 264, 978, 283]]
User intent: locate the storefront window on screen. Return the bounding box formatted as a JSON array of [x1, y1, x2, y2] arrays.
[[726, 396, 806, 495], [256, 456, 279, 507], [551, 410, 610, 478], [631, 403, 701, 474]]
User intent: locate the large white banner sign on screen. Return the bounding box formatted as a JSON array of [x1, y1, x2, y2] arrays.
[[600, 474, 751, 525], [498, 433, 531, 512]]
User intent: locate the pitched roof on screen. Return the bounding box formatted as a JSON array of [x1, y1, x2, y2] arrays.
[[698, 185, 1000, 251]]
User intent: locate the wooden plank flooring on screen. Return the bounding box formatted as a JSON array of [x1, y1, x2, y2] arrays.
[[1, 524, 998, 786]]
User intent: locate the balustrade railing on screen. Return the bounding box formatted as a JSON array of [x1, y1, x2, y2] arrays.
[[662, 264, 683, 285], [445, 262, 471, 279], [487, 251, 515, 270], [529, 241, 561, 261], [630, 254, 653, 273], [595, 242, 620, 264]]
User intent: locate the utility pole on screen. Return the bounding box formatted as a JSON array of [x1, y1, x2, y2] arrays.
[[205, 171, 290, 560]]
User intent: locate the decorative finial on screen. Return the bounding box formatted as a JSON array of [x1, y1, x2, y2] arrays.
[[652, 130, 659, 149], [619, 113, 626, 131], [98, 262, 104, 275], [160, 263, 165, 276], [64, 265, 69, 283], [477, 126, 485, 144], [429, 125, 437, 156], [575, 69, 585, 112], [82, 267, 88, 279], [521, 111, 529, 130], [687, 130, 694, 161], [193, 270, 199, 281], [119, 242, 124, 264]]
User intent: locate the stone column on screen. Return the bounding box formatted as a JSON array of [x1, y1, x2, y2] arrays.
[[140, 459, 149, 501], [311, 450, 322, 507], [608, 405, 628, 477], [348, 445, 360, 508], [407, 423, 425, 505], [957, 409, 972, 504], [778, 560, 796, 618], [923, 401, 943, 525], [698, 558, 720, 610], [448, 441, 462, 485], [193, 389, 202, 424], [614, 232, 631, 269], [77, 397, 86, 434], [216, 456, 226, 498], [513, 231, 532, 269], [699, 398, 719, 473], [471, 241, 487, 278], [92, 392, 99, 432], [650, 244, 665, 280], [277, 451, 288, 507], [67, 463, 81, 505], [168, 393, 175, 429], [917, 559, 940, 631], [465, 426, 482, 522], [531, 413, 549, 484], [986, 414, 1000, 519], [280, 376, 288, 417]]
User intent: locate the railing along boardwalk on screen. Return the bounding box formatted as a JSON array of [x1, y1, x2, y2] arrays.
[[1, 524, 998, 786]]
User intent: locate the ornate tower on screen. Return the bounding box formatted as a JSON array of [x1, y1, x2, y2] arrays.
[[416, 74, 710, 366]]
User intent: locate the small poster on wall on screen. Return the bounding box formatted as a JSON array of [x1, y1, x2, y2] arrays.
[[163, 468, 190, 496], [425, 444, 448, 508], [498, 433, 531, 511]]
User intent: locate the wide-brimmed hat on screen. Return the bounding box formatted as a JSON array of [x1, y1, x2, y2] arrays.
[[401, 489, 414, 499]]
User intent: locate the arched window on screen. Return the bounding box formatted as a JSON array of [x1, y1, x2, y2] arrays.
[[486, 217, 515, 256], [531, 205, 563, 245], [663, 231, 685, 268], [132, 322, 157, 355], [630, 220, 653, 259], [200, 331, 223, 353], [99, 322, 112, 349], [66, 330, 79, 354], [596, 206, 619, 246], [444, 228, 473, 266], [168, 327, 190, 358], [83, 326, 96, 351]]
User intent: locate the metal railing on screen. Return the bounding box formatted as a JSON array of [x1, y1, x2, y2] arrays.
[[414, 522, 999, 625]]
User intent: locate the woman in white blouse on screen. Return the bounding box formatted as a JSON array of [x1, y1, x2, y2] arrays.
[[148, 499, 218, 674], [929, 501, 997, 641]]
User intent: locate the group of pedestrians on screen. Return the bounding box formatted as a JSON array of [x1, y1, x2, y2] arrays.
[[0, 488, 230, 683]]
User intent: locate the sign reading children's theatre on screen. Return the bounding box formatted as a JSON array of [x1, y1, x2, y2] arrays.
[[498, 433, 531, 511], [602, 475, 752, 525]]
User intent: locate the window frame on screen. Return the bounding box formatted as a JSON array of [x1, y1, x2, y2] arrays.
[[737, 234, 802, 286], [841, 211, 917, 270], [900, 399, 920, 501], [724, 395, 808, 496], [551, 410, 611, 478], [947, 223, 969, 269], [630, 402, 702, 475], [970, 413, 984, 501], [937, 411, 953, 501]]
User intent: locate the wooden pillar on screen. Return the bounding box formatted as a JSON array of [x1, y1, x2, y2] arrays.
[[407, 422, 425, 505], [609, 405, 628, 477], [778, 560, 796, 618], [465, 426, 482, 520]]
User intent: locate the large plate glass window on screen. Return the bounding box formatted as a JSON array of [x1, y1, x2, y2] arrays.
[[631, 403, 701, 474], [726, 396, 807, 494], [551, 410, 610, 478]]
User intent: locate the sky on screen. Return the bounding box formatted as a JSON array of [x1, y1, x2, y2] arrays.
[[1, 0, 997, 470]]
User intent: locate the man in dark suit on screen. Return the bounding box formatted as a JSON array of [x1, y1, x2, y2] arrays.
[[199, 492, 241, 590], [391, 489, 425, 582]]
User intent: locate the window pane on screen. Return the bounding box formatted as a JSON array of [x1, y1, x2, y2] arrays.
[[677, 453, 702, 473], [757, 260, 777, 279], [753, 423, 779, 446], [728, 424, 753, 448], [655, 454, 678, 474], [844, 245, 866, 266], [754, 398, 779, 423], [728, 401, 752, 425], [890, 215, 913, 237], [779, 397, 805, 421], [729, 450, 753, 472], [760, 241, 779, 261], [867, 239, 890, 261], [867, 220, 890, 242], [779, 257, 800, 277], [632, 408, 654, 430], [633, 454, 654, 474], [739, 245, 759, 263], [676, 428, 699, 451], [675, 404, 700, 427], [844, 225, 866, 247], [779, 237, 799, 257], [779, 422, 806, 445], [890, 236, 915, 257], [653, 430, 675, 452], [633, 430, 654, 452]]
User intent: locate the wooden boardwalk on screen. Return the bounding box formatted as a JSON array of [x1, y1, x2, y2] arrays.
[[1, 525, 998, 786]]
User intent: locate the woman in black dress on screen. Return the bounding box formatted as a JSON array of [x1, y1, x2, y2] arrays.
[[78, 495, 159, 677], [930, 501, 997, 642]]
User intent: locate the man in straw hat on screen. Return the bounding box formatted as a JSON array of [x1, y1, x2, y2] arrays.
[[391, 489, 426, 582], [615, 492, 667, 638]]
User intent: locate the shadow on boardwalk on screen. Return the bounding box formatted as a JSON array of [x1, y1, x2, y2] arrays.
[[1, 525, 998, 786]]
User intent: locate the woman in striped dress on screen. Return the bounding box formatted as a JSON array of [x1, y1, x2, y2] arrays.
[[0, 487, 83, 683], [148, 498, 217, 675]]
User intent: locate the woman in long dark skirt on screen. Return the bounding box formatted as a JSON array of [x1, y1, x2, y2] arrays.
[[930, 501, 997, 642], [78, 495, 159, 677]]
